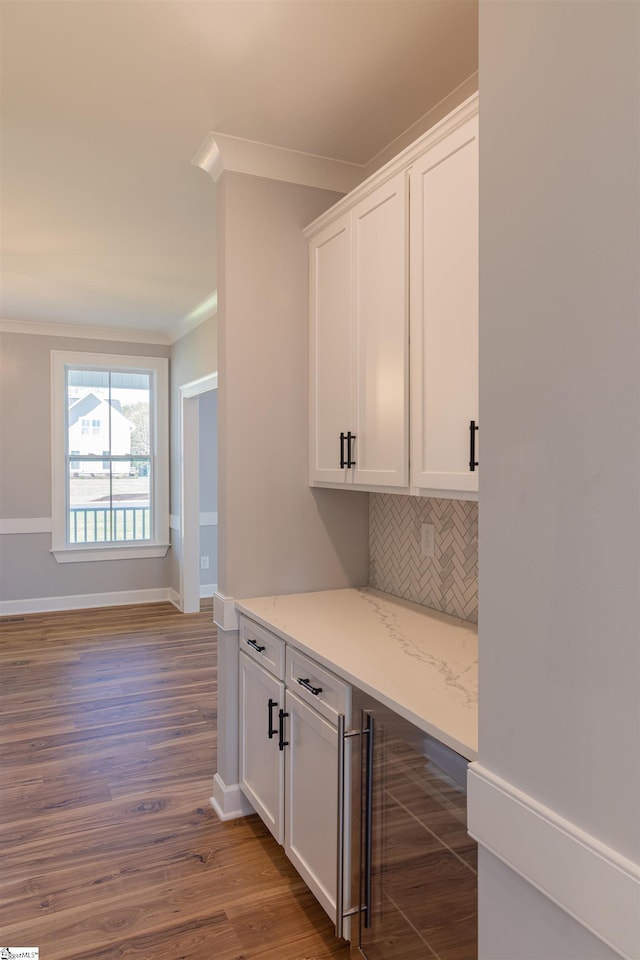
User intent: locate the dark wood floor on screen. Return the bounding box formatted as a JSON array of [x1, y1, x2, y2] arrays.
[[0, 600, 350, 960]]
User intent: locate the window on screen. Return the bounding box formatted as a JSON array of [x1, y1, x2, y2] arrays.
[[51, 351, 169, 563]]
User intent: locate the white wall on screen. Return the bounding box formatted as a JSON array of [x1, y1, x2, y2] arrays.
[[478, 1, 640, 956]]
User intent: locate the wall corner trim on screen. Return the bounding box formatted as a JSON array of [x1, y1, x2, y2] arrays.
[[191, 131, 364, 194], [213, 592, 239, 632], [468, 763, 640, 960]]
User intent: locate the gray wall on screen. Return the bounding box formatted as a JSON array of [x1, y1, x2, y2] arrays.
[[217, 171, 369, 600], [168, 312, 217, 594], [169, 312, 217, 517], [479, 1, 639, 956], [0, 330, 171, 603]]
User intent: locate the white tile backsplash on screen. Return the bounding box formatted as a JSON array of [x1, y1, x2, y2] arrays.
[[369, 494, 478, 623]]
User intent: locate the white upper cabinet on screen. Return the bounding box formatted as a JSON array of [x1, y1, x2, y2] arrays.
[[308, 172, 408, 489], [306, 93, 478, 498], [308, 216, 353, 485], [410, 113, 479, 495]]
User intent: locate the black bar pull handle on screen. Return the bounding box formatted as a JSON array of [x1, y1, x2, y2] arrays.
[[363, 712, 374, 929], [469, 420, 479, 472], [346, 431, 356, 468], [267, 698, 278, 739], [297, 677, 323, 696], [278, 708, 289, 751], [339, 432, 346, 469], [246, 637, 266, 653]]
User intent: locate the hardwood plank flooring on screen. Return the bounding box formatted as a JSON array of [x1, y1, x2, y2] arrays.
[[0, 601, 350, 960]]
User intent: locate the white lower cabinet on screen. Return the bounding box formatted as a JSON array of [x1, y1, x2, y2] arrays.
[[238, 652, 284, 843], [238, 615, 351, 930], [284, 688, 339, 920]]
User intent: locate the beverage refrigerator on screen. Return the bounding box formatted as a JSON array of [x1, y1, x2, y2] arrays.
[[337, 689, 478, 960]]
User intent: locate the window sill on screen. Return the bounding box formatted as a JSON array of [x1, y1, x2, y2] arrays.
[[51, 543, 171, 563]]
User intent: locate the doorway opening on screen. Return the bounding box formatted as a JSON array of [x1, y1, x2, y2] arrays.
[[179, 373, 218, 613]]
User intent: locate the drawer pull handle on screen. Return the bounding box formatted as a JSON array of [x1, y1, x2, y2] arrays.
[[267, 698, 278, 739], [297, 677, 322, 696], [278, 708, 289, 751], [246, 638, 266, 653]]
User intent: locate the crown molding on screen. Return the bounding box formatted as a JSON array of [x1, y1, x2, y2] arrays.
[[363, 71, 478, 179], [169, 290, 218, 344], [192, 132, 365, 194], [0, 318, 171, 345], [303, 91, 478, 240]]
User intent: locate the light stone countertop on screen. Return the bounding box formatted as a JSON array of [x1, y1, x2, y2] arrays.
[[235, 587, 478, 761]]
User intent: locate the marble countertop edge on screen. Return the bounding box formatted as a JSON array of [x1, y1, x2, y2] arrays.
[[235, 586, 478, 761]]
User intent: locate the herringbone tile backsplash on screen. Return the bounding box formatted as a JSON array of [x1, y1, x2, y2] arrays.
[[369, 494, 478, 623]]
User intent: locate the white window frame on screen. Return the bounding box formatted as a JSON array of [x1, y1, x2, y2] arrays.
[[51, 350, 170, 563]]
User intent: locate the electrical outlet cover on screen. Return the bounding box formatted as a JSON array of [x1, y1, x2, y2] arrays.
[[420, 523, 435, 559]]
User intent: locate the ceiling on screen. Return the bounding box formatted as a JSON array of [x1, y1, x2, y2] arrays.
[[0, 0, 478, 341]]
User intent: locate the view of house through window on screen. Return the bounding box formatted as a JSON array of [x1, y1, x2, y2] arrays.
[[65, 367, 153, 544]]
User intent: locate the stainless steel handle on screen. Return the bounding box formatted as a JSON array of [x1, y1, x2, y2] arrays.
[[336, 713, 346, 939], [363, 711, 374, 929], [336, 715, 370, 940]]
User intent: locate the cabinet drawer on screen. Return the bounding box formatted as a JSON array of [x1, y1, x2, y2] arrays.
[[239, 616, 285, 679], [286, 646, 351, 726]]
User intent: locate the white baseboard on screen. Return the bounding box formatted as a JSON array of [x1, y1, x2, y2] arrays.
[[0, 587, 181, 617], [167, 588, 181, 610], [210, 772, 254, 821], [468, 763, 640, 960], [200, 582, 218, 599]]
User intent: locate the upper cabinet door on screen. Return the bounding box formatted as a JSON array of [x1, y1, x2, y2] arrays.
[[309, 215, 353, 484], [410, 114, 479, 494], [352, 171, 409, 488]]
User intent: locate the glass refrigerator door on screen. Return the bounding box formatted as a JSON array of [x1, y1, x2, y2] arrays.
[[356, 704, 477, 960]]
